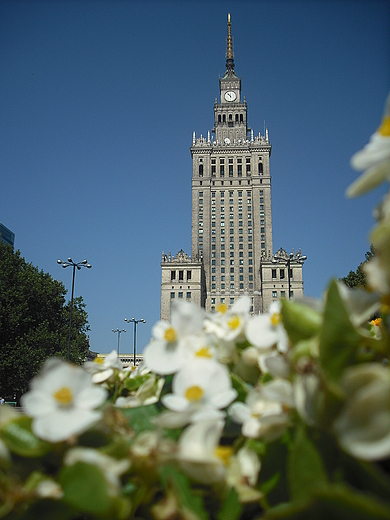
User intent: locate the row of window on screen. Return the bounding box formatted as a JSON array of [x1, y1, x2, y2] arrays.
[[200, 165, 263, 177], [211, 283, 254, 291], [171, 270, 192, 281], [272, 290, 293, 299], [171, 292, 191, 299], [198, 160, 264, 178], [271, 268, 293, 279], [216, 113, 245, 123]]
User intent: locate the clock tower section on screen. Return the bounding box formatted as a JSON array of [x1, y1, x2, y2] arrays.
[[215, 14, 248, 145]]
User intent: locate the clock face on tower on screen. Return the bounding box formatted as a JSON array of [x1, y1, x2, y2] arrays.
[[224, 90, 237, 102]]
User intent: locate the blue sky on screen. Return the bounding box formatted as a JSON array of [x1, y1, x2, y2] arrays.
[[1, 0, 389, 355]]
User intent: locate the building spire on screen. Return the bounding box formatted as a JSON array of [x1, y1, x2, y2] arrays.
[[226, 13, 234, 73]]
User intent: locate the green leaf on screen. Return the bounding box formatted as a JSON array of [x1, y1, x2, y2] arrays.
[[281, 300, 322, 346], [59, 461, 115, 517], [287, 425, 327, 504], [160, 464, 208, 520], [217, 487, 242, 520], [16, 499, 77, 520], [125, 374, 149, 392], [319, 280, 361, 380], [0, 416, 50, 457], [246, 438, 267, 456], [264, 483, 390, 519], [120, 404, 159, 433], [231, 373, 249, 402]]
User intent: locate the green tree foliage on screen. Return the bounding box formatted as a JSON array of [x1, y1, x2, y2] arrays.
[[0, 243, 90, 401], [340, 246, 375, 289]]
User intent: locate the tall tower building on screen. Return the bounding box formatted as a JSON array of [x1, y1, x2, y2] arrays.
[[161, 15, 305, 320]]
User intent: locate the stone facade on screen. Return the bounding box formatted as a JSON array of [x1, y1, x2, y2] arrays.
[[160, 250, 205, 321], [161, 15, 305, 320]]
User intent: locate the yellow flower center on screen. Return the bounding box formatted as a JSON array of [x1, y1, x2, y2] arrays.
[[196, 347, 213, 358], [93, 357, 104, 364], [215, 446, 233, 466], [164, 326, 177, 342], [378, 116, 390, 137], [53, 386, 73, 405], [185, 385, 204, 402], [216, 303, 227, 314], [371, 318, 382, 327], [270, 312, 281, 327], [227, 315, 240, 330]]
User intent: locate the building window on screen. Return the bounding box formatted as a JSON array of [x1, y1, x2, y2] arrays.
[[179, 270, 184, 281], [178, 292, 183, 298], [186, 292, 191, 299], [272, 269, 277, 278], [240, 283, 244, 289], [229, 165, 233, 177], [187, 271, 191, 280], [258, 162, 263, 174], [281, 291, 286, 298], [199, 164, 203, 177], [220, 166, 224, 177], [230, 298, 235, 304], [171, 270, 176, 280], [272, 291, 277, 298], [170, 292, 175, 298], [280, 269, 285, 279]]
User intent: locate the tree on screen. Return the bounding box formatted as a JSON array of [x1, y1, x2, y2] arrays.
[[340, 245, 375, 289], [0, 243, 90, 401]]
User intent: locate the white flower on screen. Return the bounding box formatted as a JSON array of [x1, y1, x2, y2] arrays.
[[64, 447, 130, 495], [333, 363, 390, 460], [347, 93, 390, 197], [115, 375, 164, 408], [246, 301, 289, 352], [226, 447, 262, 503], [161, 358, 237, 422], [143, 301, 205, 375], [21, 359, 107, 442], [35, 479, 63, 499], [205, 296, 251, 343], [294, 373, 324, 427], [230, 380, 292, 442], [336, 282, 381, 327], [83, 350, 123, 383], [177, 420, 231, 484]]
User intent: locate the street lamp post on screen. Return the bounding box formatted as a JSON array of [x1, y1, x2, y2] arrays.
[[124, 317, 146, 367], [112, 328, 126, 356], [273, 251, 307, 299], [57, 258, 92, 361]]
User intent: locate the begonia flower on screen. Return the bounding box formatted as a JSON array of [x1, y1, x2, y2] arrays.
[[161, 358, 237, 423], [84, 350, 123, 384], [205, 296, 251, 343], [333, 363, 390, 460], [143, 301, 205, 375], [347, 92, 390, 197], [21, 359, 107, 443], [177, 420, 231, 484], [246, 301, 289, 352]]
